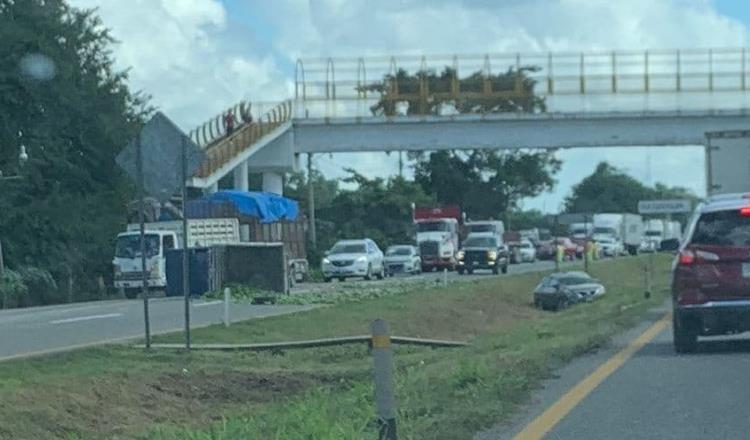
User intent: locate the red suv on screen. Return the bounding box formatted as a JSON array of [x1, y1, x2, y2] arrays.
[[672, 193, 750, 352]]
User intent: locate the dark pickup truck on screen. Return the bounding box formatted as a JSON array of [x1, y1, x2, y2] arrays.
[[456, 235, 509, 275]]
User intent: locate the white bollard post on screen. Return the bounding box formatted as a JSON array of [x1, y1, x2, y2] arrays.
[[371, 319, 397, 440], [223, 287, 230, 327], [443, 268, 448, 286]]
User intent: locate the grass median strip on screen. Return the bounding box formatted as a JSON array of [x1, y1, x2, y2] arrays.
[[0, 256, 672, 440]]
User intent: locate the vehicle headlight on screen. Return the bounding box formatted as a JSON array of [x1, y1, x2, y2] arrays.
[[322, 258, 330, 265], [487, 250, 497, 260], [456, 250, 465, 260], [356, 256, 368, 263]]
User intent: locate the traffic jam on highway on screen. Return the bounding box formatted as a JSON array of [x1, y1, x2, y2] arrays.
[[112, 195, 687, 314]]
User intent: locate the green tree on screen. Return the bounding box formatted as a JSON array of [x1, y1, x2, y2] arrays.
[[315, 170, 434, 250], [0, 0, 147, 304], [564, 162, 698, 215], [414, 150, 561, 222]]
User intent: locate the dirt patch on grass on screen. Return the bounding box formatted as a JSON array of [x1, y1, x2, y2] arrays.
[[0, 369, 327, 440]]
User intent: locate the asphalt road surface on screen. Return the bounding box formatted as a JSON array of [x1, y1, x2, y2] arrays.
[[0, 258, 578, 362], [478, 303, 750, 440], [0, 297, 315, 361]]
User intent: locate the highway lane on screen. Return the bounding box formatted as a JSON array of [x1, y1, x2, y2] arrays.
[[0, 297, 315, 361], [480, 304, 750, 440], [0, 257, 581, 362]]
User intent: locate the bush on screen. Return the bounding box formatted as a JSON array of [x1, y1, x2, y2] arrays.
[[0, 269, 28, 308], [18, 266, 59, 306]]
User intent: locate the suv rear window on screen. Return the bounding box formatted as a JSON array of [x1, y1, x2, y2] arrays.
[[691, 210, 750, 246]]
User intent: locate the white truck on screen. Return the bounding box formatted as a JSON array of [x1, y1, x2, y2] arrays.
[[113, 218, 240, 298], [641, 219, 664, 252], [592, 213, 643, 255], [664, 220, 683, 243], [414, 206, 462, 272], [568, 222, 593, 239]]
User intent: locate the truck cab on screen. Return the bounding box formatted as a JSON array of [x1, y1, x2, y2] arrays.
[[416, 218, 459, 272], [113, 230, 177, 298]]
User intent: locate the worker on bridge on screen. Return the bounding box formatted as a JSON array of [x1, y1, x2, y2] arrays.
[[223, 111, 235, 136]]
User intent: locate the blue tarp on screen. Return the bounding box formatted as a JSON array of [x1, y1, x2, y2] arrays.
[[190, 190, 299, 223]]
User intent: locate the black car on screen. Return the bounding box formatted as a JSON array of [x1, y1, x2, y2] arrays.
[[456, 235, 509, 275], [533, 271, 606, 311]]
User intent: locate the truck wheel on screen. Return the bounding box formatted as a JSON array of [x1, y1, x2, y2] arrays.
[[124, 288, 139, 299], [457, 268, 465, 275], [492, 265, 499, 275], [673, 315, 698, 353], [324, 277, 332, 283], [338, 277, 346, 282], [501, 264, 508, 274], [422, 265, 431, 273]]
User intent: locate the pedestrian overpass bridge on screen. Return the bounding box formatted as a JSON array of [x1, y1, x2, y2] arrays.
[[186, 48, 750, 194]]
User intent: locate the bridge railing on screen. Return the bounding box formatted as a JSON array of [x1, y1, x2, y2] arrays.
[[294, 48, 750, 117], [192, 100, 293, 179]]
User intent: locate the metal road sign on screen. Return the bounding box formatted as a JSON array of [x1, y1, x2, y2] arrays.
[[638, 199, 692, 214], [117, 112, 204, 202]]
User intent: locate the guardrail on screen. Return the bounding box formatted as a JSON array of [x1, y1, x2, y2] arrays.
[[192, 100, 293, 179], [295, 48, 750, 116]]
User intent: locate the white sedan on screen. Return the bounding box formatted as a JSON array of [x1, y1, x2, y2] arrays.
[[321, 239, 385, 282]]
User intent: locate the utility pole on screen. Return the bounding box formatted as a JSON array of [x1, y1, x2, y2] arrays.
[[307, 153, 317, 250], [181, 136, 191, 350]]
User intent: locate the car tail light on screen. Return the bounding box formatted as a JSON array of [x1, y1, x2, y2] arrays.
[[741, 205, 750, 217], [678, 250, 695, 265], [678, 249, 719, 265]]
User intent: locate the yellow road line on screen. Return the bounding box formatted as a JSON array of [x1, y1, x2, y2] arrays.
[[513, 313, 671, 440]]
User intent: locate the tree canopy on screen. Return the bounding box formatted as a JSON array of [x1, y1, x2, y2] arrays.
[[0, 0, 146, 305], [414, 150, 561, 222], [564, 162, 698, 215]]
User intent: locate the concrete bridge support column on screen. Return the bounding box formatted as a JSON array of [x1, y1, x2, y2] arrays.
[[262, 171, 283, 195], [233, 160, 249, 191]]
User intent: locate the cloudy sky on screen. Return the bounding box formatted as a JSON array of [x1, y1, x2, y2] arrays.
[[68, 0, 750, 211]]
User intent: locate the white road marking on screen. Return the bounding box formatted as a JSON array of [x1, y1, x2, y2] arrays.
[[193, 300, 222, 307], [50, 313, 123, 325]]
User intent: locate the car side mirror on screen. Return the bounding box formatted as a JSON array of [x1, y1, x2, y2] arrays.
[[660, 239, 680, 252]]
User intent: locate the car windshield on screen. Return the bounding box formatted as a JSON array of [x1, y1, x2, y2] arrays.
[[463, 237, 497, 247], [417, 221, 449, 232], [691, 211, 750, 246], [468, 224, 494, 233], [115, 234, 160, 258], [330, 243, 367, 254], [558, 276, 593, 286], [386, 247, 412, 256], [594, 227, 615, 235], [645, 231, 662, 237]]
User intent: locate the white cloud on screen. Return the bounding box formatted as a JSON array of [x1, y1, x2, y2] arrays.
[[69, 0, 289, 130]]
